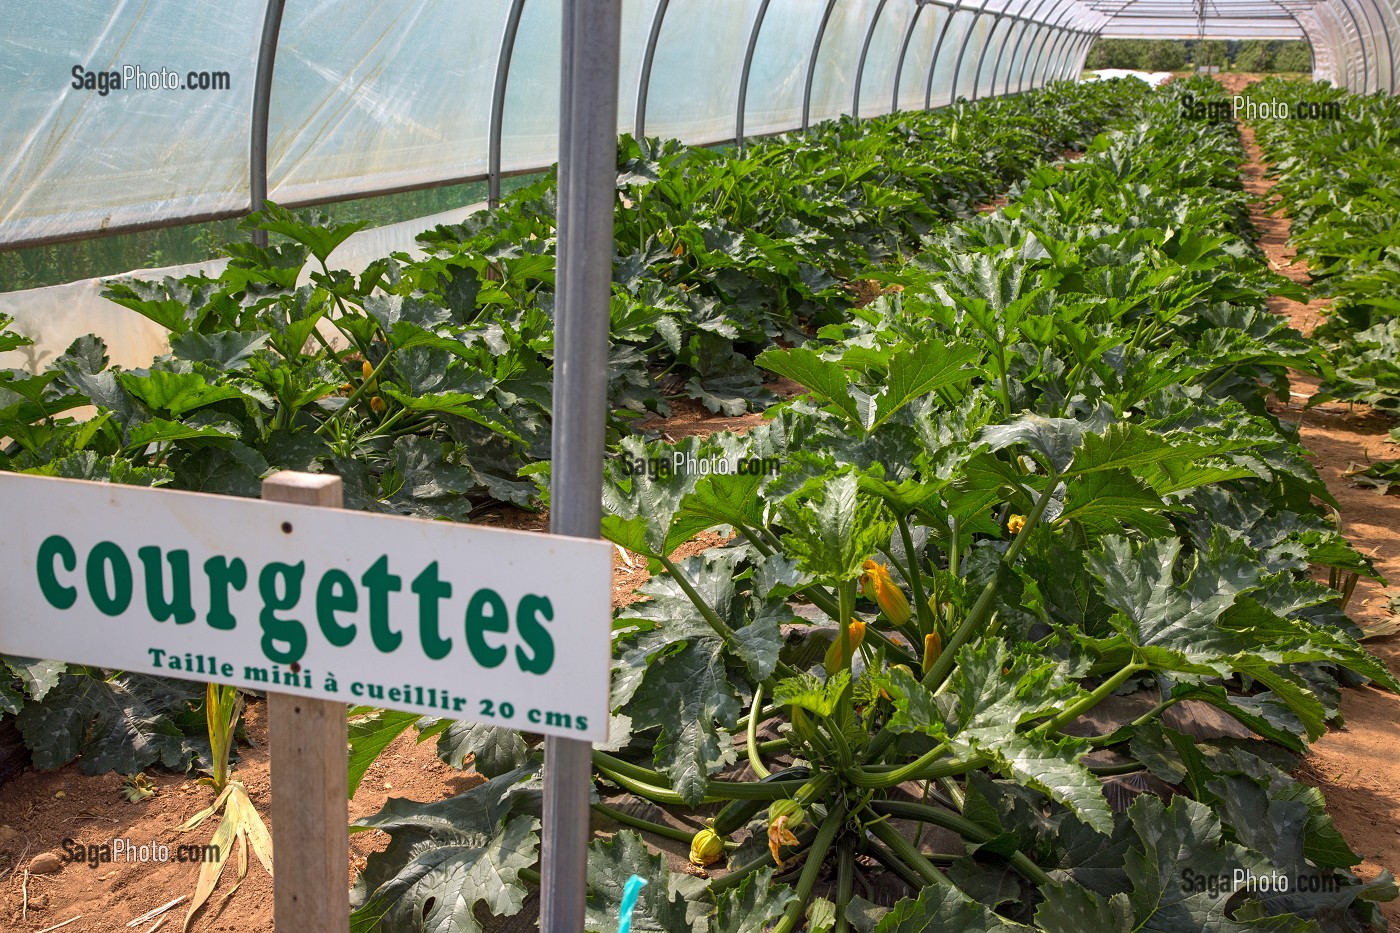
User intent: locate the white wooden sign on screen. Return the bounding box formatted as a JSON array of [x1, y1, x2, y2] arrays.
[[0, 473, 613, 742]]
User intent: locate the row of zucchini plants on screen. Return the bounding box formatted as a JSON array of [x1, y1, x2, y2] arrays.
[[1249, 77, 1400, 492], [350, 79, 1395, 931]]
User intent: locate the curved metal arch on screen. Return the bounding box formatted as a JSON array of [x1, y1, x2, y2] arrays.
[[1325, 0, 1369, 90], [1268, 1, 1319, 76], [926, 0, 967, 108], [1017, 22, 1052, 91], [949, 0, 996, 102], [1036, 26, 1072, 86], [986, 4, 1030, 98], [853, 0, 894, 118], [1044, 28, 1074, 83], [1045, 27, 1078, 83], [1066, 30, 1095, 79], [1350, 0, 1395, 92], [802, 0, 841, 132], [1063, 30, 1094, 80], [1003, 0, 1059, 95], [735, 0, 772, 151], [1021, 0, 1076, 91], [970, 10, 1011, 100], [892, 0, 934, 113], [634, 0, 671, 140], [249, 0, 287, 247], [488, 0, 528, 208]]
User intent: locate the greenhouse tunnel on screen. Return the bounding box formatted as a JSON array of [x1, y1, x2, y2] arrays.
[[0, 0, 1396, 367]]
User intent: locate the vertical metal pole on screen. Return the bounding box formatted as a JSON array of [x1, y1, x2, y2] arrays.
[[802, 0, 840, 132], [544, 1, 619, 930], [986, 14, 1015, 97], [892, 0, 931, 113], [489, 0, 528, 209], [249, 0, 287, 248], [969, 13, 1007, 100], [736, 0, 773, 151], [635, 0, 672, 140], [949, 2, 990, 101], [926, 0, 965, 109], [853, 0, 892, 118]]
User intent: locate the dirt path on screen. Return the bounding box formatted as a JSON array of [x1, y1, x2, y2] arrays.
[[1223, 72, 1400, 925]]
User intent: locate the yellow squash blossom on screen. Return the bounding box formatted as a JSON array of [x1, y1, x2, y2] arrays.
[[861, 560, 911, 625], [1007, 514, 1027, 536], [823, 619, 867, 674], [767, 799, 805, 864], [922, 631, 943, 675]]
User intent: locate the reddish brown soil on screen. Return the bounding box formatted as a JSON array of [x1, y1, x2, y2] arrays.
[[1226, 73, 1400, 926]]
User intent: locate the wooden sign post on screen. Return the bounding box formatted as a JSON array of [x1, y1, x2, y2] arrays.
[[263, 472, 349, 931]]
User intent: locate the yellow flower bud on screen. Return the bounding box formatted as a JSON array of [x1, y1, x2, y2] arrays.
[[922, 631, 943, 675], [689, 827, 725, 867], [1007, 514, 1027, 536], [361, 359, 379, 395], [370, 396, 386, 413], [823, 619, 867, 674], [861, 560, 911, 626]]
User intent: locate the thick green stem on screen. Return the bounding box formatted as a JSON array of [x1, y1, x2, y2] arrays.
[[592, 751, 806, 804], [871, 800, 1053, 887], [771, 800, 848, 933], [1035, 662, 1147, 736], [1086, 760, 1146, 776], [658, 555, 738, 641], [922, 469, 1059, 693], [895, 514, 933, 634], [315, 349, 395, 436], [706, 826, 817, 895], [852, 751, 991, 788], [747, 688, 771, 779], [867, 819, 948, 888], [591, 803, 695, 844], [1085, 695, 1180, 747], [834, 845, 856, 933], [660, 554, 798, 679]]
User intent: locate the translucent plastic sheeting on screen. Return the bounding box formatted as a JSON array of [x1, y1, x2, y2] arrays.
[[613, 0, 662, 143], [808, 0, 881, 127], [0, 0, 264, 248], [2, 0, 1127, 255], [266, 0, 511, 205], [977, 17, 1016, 97], [498, 0, 562, 173], [645, 0, 764, 145], [857, 0, 918, 117], [956, 14, 994, 99], [741, 0, 827, 137], [897, 5, 946, 109], [929, 10, 975, 107], [0, 201, 489, 374]]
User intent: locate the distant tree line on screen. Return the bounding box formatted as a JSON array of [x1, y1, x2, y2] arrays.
[[1085, 39, 1311, 74]]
